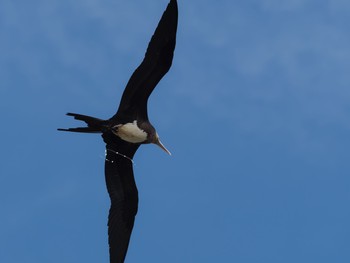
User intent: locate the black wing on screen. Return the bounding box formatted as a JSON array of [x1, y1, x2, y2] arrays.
[[102, 132, 140, 263], [113, 0, 178, 121]]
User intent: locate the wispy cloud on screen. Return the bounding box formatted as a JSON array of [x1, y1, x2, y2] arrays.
[[160, 1, 350, 157]]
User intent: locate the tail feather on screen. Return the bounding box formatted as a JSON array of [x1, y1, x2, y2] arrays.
[[57, 127, 101, 133], [58, 112, 108, 133]]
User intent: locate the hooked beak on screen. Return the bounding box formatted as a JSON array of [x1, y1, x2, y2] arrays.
[[154, 138, 172, 155]]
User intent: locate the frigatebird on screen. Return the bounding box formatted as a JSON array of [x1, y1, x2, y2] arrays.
[[58, 0, 178, 262]]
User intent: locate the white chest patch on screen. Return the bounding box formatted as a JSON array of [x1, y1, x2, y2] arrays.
[[113, 120, 147, 143]]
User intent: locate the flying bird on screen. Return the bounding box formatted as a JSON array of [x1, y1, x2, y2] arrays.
[[58, 0, 178, 262]]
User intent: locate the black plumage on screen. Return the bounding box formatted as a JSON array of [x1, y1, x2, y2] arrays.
[[58, 0, 178, 262], [104, 136, 140, 262]]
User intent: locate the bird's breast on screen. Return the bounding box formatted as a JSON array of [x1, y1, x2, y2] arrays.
[[112, 121, 148, 143]]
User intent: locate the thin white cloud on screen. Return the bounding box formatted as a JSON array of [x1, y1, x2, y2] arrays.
[[165, 1, 350, 155]]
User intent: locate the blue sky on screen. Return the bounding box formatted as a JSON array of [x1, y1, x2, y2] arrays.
[[1, 0, 350, 262]]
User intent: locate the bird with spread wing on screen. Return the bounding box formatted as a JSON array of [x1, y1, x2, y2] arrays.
[[58, 1, 178, 262]]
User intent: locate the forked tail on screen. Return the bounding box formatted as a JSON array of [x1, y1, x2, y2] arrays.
[[58, 112, 108, 133]]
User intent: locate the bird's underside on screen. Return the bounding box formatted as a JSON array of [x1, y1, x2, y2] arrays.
[[58, 0, 178, 263]]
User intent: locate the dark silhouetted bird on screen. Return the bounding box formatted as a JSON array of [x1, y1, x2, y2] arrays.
[[58, 0, 178, 262]]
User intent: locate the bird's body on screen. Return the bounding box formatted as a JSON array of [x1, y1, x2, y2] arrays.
[[113, 121, 148, 143], [58, 0, 178, 262]]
